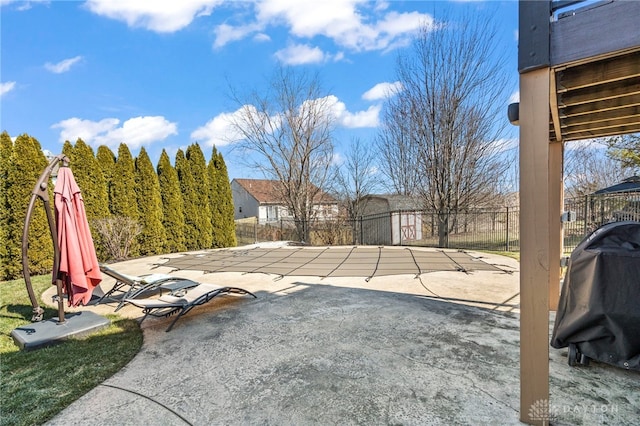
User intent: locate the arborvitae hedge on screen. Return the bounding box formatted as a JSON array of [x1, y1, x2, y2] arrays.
[[96, 145, 116, 207], [157, 149, 186, 253], [62, 140, 74, 160], [63, 139, 111, 260], [185, 143, 213, 249], [175, 149, 198, 250], [135, 147, 166, 255], [110, 144, 139, 221], [0, 136, 241, 269], [4, 135, 52, 279], [66, 139, 110, 222], [0, 131, 13, 278], [208, 147, 237, 248], [207, 148, 221, 247]]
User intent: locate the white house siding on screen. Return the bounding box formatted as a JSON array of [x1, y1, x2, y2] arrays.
[[231, 180, 259, 220]]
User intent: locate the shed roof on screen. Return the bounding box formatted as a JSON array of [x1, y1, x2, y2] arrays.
[[363, 194, 423, 211]]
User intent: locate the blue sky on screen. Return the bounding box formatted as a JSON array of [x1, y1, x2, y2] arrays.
[[1, 0, 519, 180]]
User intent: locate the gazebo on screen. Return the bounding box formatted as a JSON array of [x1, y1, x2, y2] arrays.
[[515, 1, 640, 424]]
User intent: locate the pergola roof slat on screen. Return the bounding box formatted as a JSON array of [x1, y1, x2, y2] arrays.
[[550, 49, 640, 142], [561, 105, 640, 129], [559, 78, 640, 107], [556, 52, 640, 93]]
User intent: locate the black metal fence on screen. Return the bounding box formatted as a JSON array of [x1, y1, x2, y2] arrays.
[[235, 191, 639, 254], [235, 209, 521, 252], [564, 191, 640, 251]]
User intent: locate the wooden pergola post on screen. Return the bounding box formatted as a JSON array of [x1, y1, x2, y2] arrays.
[[548, 140, 563, 311], [517, 1, 640, 423], [519, 67, 551, 425]]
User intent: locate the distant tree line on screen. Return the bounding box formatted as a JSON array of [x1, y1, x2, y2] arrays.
[[0, 131, 236, 280]]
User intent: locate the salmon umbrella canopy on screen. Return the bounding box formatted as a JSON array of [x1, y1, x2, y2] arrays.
[[53, 167, 102, 306]]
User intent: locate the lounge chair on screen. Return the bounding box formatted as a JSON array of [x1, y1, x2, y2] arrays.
[[96, 264, 200, 311], [124, 283, 257, 331]]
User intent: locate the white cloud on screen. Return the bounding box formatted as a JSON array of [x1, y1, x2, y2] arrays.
[[52, 116, 177, 149], [0, 81, 16, 97], [44, 56, 83, 74], [331, 152, 345, 166], [340, 104, 381, 128], [194, 94, 380, 147], [491, 138, 519, 153], [191, 107, 248, 147], [509, 91, 519, 104], [215, 0, 432, 54], [85, 0, 222, 33], [362, 81, 402, 101], [274, 43, 327, 65], [1, 0, 50, 10], [52, 118, 119, 143], [214, 22, 262, 48], [253, 33, 271, 43], [325, 95, 380, 128], [375, 11, 431, 37]]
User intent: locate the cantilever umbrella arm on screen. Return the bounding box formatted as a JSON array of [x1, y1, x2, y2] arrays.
[[22, 154, 69, 323]]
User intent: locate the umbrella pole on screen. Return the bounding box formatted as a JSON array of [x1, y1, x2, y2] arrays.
[[22, 154, 69, 323]]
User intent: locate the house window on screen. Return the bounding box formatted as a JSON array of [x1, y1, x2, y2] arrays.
[[266, 205, 279, 221]]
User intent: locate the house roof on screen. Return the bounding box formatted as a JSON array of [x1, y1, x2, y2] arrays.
[[593, 176, 640, 194], [233, 178, 337, 205]]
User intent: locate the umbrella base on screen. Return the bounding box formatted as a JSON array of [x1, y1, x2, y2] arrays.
[[10, 311, 110, 350]]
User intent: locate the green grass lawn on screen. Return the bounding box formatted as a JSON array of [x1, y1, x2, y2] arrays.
[[0, 275, 143, 426], [482, 250, 520, 261]]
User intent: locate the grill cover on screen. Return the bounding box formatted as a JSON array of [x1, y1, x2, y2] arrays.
[[551, 221, 640, 370]]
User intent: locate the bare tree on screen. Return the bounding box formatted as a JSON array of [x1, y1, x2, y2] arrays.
[[378, 12, 511, 246], [229, 67, 335, 242], [564, 140, 631, 198], [331, 137, 382, 244], [375, 100, 421, 196]]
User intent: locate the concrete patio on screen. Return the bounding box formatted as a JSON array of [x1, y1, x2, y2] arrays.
[[44, 247, 639, 425]]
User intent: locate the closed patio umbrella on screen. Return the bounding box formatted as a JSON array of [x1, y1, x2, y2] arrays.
[[54, 166, 102, 306]]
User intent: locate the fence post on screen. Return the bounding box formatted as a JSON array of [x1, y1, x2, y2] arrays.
[[506, 207, 510, 252], [583, 194, 589, 236], [254, 218, 258, 243]]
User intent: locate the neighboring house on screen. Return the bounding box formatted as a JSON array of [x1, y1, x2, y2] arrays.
[[231, 178, 339, 223], [592, 176, 640, 195], [593, 176, 640, 222], [359, 194, 424, 245]]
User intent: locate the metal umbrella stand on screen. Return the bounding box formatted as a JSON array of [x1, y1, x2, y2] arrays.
[[11, 154, 109, 350]]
